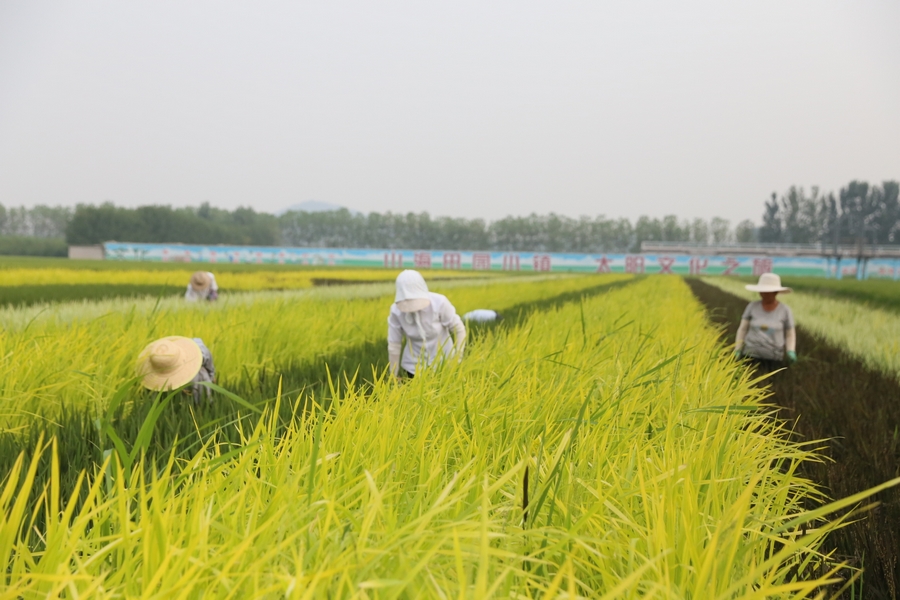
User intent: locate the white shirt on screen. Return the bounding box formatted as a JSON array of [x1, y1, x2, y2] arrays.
[[464, 309, 499, 322], [388, 292, 463, 374], [185, 272, 218, 301]]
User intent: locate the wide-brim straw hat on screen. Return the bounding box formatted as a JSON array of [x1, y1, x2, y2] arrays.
[[136, 336, 203, 391], [190, 271, 211, 291], [745, 272, 792, 293], [394, 269, 431, 313]]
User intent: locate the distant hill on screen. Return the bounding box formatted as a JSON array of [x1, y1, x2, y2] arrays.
[[275, 200, 360, 216]]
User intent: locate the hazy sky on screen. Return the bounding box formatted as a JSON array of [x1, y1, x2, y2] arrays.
[[1, 1, 898, 225]]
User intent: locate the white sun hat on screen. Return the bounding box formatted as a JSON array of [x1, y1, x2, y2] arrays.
[[136, 336, 203, 391], [745, 272, 792, 293], [394, 269, 431, 313]]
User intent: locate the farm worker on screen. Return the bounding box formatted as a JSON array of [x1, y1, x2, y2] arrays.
[[733, 273, 797, 369], [137, 336, 216, 404], [185, 271, 219, 302], [388, 269, 467, 378], [463, 309, 503, 323]]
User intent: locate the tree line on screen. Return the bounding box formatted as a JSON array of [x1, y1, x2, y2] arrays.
[[0, 179, 897, 255], [0, 205, 72, 239], [62, 204, 754, 252], [759, 181, 900, 246], [65, 202, 281, 246], [0, 205, 72, 256], [278, 211, 758, 252]]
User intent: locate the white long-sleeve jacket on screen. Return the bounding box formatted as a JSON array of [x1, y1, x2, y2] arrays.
[[387, 292, 466, 375]]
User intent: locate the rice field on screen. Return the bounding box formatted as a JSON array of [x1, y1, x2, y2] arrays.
[[1, 266, 899, 598], [0, 262, 499, 308], [0, 266, 491, 289], [0, 273, 612, 428]]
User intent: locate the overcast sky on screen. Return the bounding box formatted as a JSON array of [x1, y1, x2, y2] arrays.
[[1, 1, 898, 225]]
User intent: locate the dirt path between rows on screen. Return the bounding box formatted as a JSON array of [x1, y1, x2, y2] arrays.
[[687, 278, 900, 600]]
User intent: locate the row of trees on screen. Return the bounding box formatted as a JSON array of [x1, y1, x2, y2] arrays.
[[759, 181, 900, 246], [65, 202, 281, 246], [279, 211, 756, 252], [0, 205, 72, 239], [0, 201, 755, 253], [63, 204, 755, 252], [2, 179, 897, 254]]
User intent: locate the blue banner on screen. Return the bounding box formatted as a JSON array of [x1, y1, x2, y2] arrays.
[[102, 243, 900, 280]]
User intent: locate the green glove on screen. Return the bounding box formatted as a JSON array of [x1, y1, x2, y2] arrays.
[[786, 351, 797, 364], [733, 349, 742, 359]]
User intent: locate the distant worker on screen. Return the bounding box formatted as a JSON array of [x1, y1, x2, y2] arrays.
[[137, 336, 217, 404], [186, 271, 218, 302], [463, 309, 503, 323], [388, 270, 467, 378], [734, 273, 797, 370]]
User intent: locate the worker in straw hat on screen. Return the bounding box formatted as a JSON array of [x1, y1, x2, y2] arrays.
[[137, 336, 216, 404], [185, 271, 219, 302], [388, 269, 467, 378], [734, 272, 797, 370]]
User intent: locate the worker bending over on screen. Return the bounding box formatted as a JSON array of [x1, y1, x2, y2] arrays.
[[388, 270, 466, 378], [186, 271, 218, 302], [137, 336, 217, 404]]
